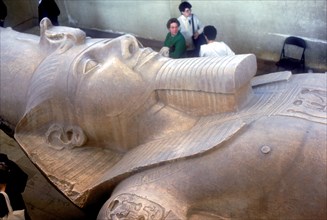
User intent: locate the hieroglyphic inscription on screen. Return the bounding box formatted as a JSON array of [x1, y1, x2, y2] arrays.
[[106, 193, 166, 220], [278, 87, 327, 123]]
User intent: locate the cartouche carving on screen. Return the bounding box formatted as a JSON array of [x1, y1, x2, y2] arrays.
[[276, 86, 327, 123], [106, 194, 166, 220], [290, 88, 327, 115]]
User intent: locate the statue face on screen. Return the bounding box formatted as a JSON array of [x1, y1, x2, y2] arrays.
[[68, 35, 163, 117], [58, 34, 167, 150]]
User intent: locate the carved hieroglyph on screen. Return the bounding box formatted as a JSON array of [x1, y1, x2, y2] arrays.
[[0, 19, 326, 219]]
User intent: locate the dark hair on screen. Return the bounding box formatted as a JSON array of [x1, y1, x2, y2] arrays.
[[0, 162, 9, 184], [204, 25, 217, 41], [179, 1, 192, 12], [166, 18, 180, 29]]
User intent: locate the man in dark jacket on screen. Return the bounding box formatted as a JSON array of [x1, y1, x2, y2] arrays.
[[0, 0, 7, 27], [38, 0, 60, 25], [0, 161, 9, 218], [0, 153, 30, 219]]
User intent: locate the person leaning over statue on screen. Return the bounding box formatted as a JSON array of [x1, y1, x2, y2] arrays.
[[38, 0, 60, 25], [0, 0, 7, 27], [177, 1, 205, 57], [200, 25, 235, 57], [162, 18, 186, 59]]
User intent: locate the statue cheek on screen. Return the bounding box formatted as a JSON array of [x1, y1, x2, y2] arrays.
[[74, 63, 148, 117]]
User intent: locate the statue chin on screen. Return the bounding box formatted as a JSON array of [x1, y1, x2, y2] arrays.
[[0, 19, 326, 219]]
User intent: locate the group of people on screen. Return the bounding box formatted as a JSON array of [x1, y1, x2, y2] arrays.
[[1, 0, 233, 60], [0, 0, 60, 28], [162, 1, 235, 59]]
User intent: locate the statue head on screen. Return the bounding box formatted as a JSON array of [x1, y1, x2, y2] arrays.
[[14, 19, 257, 154], [17, 18, 169, 152], [4, 18, 257, 207]]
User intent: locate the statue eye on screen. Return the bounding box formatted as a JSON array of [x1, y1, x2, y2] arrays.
[[83, 59, 99, 74]]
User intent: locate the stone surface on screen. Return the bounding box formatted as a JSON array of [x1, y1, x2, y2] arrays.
[[1, 19, 326, 219]]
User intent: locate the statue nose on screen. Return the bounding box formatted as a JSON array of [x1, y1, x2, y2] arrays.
[[116, 34, 141, 60]]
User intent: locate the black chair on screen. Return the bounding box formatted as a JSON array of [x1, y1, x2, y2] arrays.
[[276, 36, 306, 73]]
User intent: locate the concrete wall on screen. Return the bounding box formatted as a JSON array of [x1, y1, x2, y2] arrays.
[[2, 0, 37, 31], [2, 0, 327, 71]]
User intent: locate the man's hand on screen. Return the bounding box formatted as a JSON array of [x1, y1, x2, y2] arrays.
[[193, 32, 200, 39]]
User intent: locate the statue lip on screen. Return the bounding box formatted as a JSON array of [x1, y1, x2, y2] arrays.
[[44, 30, 65, 42], [136, 47, 163, 68]]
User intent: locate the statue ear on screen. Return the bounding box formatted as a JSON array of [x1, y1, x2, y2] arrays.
[[15, 102, 87, 152], [39, 17, 86, 53], [13, 103, 120, 207], [44, 124, 87, 150]]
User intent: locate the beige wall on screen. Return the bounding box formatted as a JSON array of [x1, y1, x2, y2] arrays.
[[2, 0, 37, 30], [2, 0, 327, 71]]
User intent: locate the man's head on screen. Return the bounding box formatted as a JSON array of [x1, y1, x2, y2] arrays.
[[0, 153, 8, 162], [167, 18, 180, 36], [203, 25, 217, 41], [179, 1, 192, 17], [0, 162, 9, 184]]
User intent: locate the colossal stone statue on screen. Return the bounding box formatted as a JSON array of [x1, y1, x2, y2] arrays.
[[0, 18, 326, 219]]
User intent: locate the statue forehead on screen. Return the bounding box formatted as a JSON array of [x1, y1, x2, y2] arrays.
[[24, 38, 112, 112]]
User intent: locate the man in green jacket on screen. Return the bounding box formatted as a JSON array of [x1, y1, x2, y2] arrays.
[[164, 18, 186, 58]]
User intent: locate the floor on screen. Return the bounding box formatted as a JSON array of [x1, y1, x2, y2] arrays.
[[0, 130, 91, 220], [1, 27, 325, 220]]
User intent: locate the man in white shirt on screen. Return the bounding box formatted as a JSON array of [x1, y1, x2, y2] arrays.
[[200, 25, 235, 57], [177, 1, 204, 57]]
